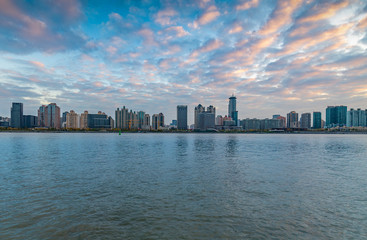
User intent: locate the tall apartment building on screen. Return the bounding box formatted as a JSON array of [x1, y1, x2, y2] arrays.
[[66, 110, 79, 129], [347, 108, 367, 127], [194, 104, 205, 129], [142, 114, 151, 130], [228, 94, 238, 126], [287, 111, 299, 128], [326, 106, 347, 127], [10, 102, 23, 128], [44, 103, 60, 129], [300, 113, 311, 129], [115, 106, 128, 129], [313, 112, 322, 129], [177, 105, 188, 130]]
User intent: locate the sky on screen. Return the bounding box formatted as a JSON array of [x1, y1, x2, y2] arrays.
[[0, 0, 367, 124]]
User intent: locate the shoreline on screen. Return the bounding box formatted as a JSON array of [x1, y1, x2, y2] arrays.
[[1, 130, 367, 134]]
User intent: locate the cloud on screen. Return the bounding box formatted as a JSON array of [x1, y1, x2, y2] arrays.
[[163, 26, 190, 38], [259, 0, 303, 36], [138, 28, 158, 47], [154, 8, 178, 26], [194, 5, 220, 27], [298, 1, 349, 24], [0, 0, 87, 54], [236, 0, 259, 11]]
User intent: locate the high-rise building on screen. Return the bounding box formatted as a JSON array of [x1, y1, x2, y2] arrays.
[[23, 115, 38, 128], [159, 113, 164, 128], [152, 113, 164, 130], [66, 110, 79, 129], [313, 112, 322, 129], [177, 105, 188, 130], [80, 111, 88, 129], [272, 114, 280, 119], [194, 104, 205, 129], [152, 114, 159, 130], [287, 111, 299, 128], [300, 113, 311, 129], [45, 103, 61, 129], [347, 108, 367, 127], [276, 116, 286, 128], [197, 111, 215, 130], [326, 106, 347, 127], [143, 114, 150, 130], [127, 110, 138, 129], [115, 106, 128, 129], [10, 102, 23, 128], [38, 105, 46, 127], [228, 94, 238, 126], [137, 111, 145, 129], [216, 115, 223, 126]]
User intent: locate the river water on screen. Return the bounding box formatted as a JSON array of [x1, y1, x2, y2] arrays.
[[1, 133, 366, 239]]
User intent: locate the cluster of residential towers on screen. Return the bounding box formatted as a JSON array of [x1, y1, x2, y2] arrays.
[[2, 97, 367, 131]]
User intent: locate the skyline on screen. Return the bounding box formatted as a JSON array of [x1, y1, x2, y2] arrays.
[[1, 0, 367, 124]]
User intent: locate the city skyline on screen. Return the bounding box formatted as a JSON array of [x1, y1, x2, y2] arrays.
[[1, 0, 367, 123]]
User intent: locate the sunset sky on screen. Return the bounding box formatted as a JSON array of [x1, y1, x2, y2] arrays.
[[1, 0, 366, 124]]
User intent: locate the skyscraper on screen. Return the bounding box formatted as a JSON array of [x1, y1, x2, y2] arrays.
[[80, 111, 88, 129], [287, 111, 299, 128], [10, 102, 23, 128], [326, 106, 347, 127], [159, 113, 164, 128], [143, 113, 150, 130], [347, 108, 367, 127], [115, 106, 128, 129], [228, 94, 238, 126], [313, 112, 322, 129], [300, 113, 311, 129], [194, 104, 205, 129], [137, 111, 145, 129], [38, 105, 46, 127], [177, 105, 188, 130], [66, 110, 79, 129], [197, 111, 215, 130], [45, 103, 61, 129], [23, 115, 38, 128]]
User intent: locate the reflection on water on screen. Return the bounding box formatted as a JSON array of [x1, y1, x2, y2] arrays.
[[1, 133, 367, 239]]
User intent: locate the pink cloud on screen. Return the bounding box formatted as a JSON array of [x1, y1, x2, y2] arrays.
[[228, 23, 243, 34], [298, 1, 349, 24], [259, 0, 303, 36], [236, 0, 259, 11], [138, 28, 158, 46], [155, 8, 177, 26], [195, 5, 220, 26], [191, 39, 223, 57], [164, 26, 189, 37]]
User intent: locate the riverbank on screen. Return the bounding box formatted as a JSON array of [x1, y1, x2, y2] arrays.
[[1, 128, 367, 134]]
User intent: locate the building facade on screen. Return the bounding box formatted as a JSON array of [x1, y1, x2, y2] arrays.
[[326, 106, 347, 127], [23, 115, 38, 128], [143, 114, 150, 130], [66, 110, 79, 129], [347, 108, 367, 127], [38, 105, 46, 127], [115, 106, 128, 129], [300, 113, 311, 129], [177, 105, 188, 130], [194, 104, 205, 129], [11, 102, 23, 128], [197, 111, 215, 130], [287, 111, 299, 128], [313, 112, 322, 129], [228, 94, 238, 126]]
